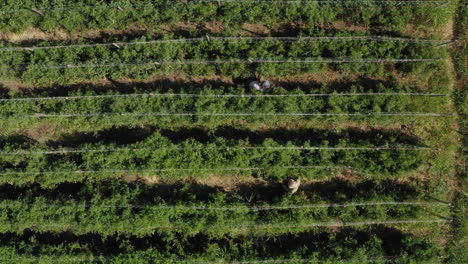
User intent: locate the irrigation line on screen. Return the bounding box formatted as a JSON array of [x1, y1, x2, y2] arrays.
[[0, 1, 450, 15], [4, 219, 451, 231], [139, 219, 452, 230], [0, 92, 449, 102], [0, 201, 449, 210], [239, 219, 452, 229], [0, 256, 399, 264], [0, 145, 440, 156], [2, 58, 441, 69], [0, 36, 446, 52], [0, 166, 369, 176], [4, 111, 454, 119]]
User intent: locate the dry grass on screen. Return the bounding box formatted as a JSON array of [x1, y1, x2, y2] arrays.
[[405, 19, 455, 40], [21, 123, 58, 143], [3, 69, 437, 95], [1, 19, 451, 43], [242, 24, 272, 35], [194, 174, 268, 192], [0, 27, 62, 42], [329, 20, 368, 32], [204, 21, 226, 34], [0, 80, 33, 92]]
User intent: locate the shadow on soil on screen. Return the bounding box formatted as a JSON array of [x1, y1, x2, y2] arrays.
[[17, 75, 397, 97], [0, 134, 37, 148], [0, 226, 424, 259], [47, 125, 420, 148], [0, 178, 419, 204]]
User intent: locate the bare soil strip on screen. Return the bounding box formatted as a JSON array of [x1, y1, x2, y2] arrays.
[[0, 22, 306, 43], [12, 117, 439, 145], [0, 21, 449, 44], [132, 172, 430, 193], [1, 70, 437, 95]]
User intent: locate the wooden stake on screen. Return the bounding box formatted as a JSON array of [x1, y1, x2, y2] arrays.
[[30, 8, 44, 16], [112, 43, 122, 49]]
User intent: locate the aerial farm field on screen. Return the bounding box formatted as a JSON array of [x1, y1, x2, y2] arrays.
[[0, 0, 466, 263]]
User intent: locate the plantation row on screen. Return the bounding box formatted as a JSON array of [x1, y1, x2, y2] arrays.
[[0, 227, 442, 264], [0, 85, 450, 118], [0, 2, 460, 263], [0, 38, 446, 85], [0, 178, 434, 204], [0, 76, 452, 97], [0, 191, 446, 237], [0, 33, 449, 49], [0, 180, 449, 236], [1, 108, 456, 138], [0, 130, 431, 186], [0, 0, 454, 33], [1, 125, 423, 148]]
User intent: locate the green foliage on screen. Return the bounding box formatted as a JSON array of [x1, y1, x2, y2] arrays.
[[0, 1, 458, 262], [0, 180, 448, 237], [0, 83, 450, 116], [0, 129, 427, 186], [444, 2, 467, 261], [0, 227, 442, 263], [0, 0, 455, 33], [0, 39, 447, 85], [444, 192, 468, 263]]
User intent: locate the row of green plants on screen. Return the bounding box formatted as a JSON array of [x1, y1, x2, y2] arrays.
[[0, 107, 457, 140], [0, 27, 447, 48], [0, 64, 454, 135], [444, 192, 468, 263], [0, 227, 442, 264], [0, 130, 428, 186], [0, 178, 432, 205], [445, 1, 468, 262], [0, 180, 448, 236], [0, 74, 452, 98], [0, 38, 447, 85], [0, 83, 450, 117], [0, 125, 423, 148], [0, 0, 454, 33]]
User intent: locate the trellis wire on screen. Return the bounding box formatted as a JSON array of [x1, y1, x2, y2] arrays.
[[0, 145, 440, 156], [0, 201, 449, 210], [4, 219, 451, 231], [0, 92, 449, 102], [0, 166, 371, 176], [4, 111, 454, 119], [2, 57, 441, 69], [237, 219, 452, 229], [0, 256, 398, 263], [0, 1, 450, 15], [0, 36, 446, 52]]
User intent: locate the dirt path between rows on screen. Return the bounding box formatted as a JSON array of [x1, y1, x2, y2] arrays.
[[133, 172, 405, 193], [0, 22, 307, 43], [0, 20, 449, 43], [1, 70, 435, 95]]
